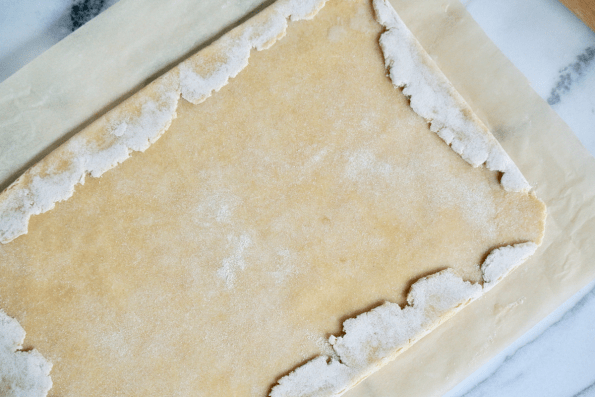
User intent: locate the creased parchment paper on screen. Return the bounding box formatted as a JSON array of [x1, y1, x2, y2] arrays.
[[0, 0, 593, 396]]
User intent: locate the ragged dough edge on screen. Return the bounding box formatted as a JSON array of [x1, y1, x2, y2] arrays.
[[269, 242, 538, 397], [373, 0, 531, 194], [0, 310, 52, 397], [482, 241, 538, 291], [0, 0, 328, 245], [0, 0, 534, 246]]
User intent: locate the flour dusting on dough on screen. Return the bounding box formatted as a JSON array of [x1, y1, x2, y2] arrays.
[[0, 0, 328, 244], [0, 0, 530, 248], [373, 0, 530, 193], [344, 150, 392, 180], [0, 0, 544, 396], [269, 249, 298, 284], [217, 233, 253, 288], [0, 310, 52, 397]]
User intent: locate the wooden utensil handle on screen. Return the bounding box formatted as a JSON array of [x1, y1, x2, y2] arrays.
[[559, 0, 595, 32]]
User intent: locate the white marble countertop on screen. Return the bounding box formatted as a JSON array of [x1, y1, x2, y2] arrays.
[[1, 0, 594, 396], [448, 1, 595, 395]]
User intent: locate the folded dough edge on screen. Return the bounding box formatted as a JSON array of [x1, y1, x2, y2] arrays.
[[269, 242, 538, 396]]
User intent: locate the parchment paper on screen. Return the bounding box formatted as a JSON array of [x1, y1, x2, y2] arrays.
[[0, 0, 270, 192], [346, 0, 595, 395], [0, 0, 593, 396]]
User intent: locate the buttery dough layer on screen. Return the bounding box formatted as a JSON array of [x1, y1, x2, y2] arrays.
[[0, 0, 544, 396]]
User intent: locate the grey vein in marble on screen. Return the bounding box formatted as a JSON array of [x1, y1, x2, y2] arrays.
[[0, 0, 120, 83], [71, 0, 109, 30], [573, 381, 595, 397], [548, 46, 595, 105]]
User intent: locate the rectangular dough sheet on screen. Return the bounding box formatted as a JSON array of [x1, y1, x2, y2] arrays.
[[0, 0, 549, 396]]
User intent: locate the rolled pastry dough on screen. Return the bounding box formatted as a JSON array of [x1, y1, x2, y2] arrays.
[[0, 0, 545, 396]]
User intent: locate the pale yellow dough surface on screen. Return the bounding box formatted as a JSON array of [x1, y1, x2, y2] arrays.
[[0, 0, 545, 396]]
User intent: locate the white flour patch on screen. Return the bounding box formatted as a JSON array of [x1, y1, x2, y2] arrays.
[[424, 161, 498, 239], [344, 149, 392, 181], [294, 147, 330, 184], [268, 249, 299, 284], [216, 203, 234, 223], [328, 25, 348, 42], [308, 148, 329, 166], [217, 233, 252, 288], [97, 329, 131, 358], [192, 193, 241, 227], [0, 310, 53, 397]]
